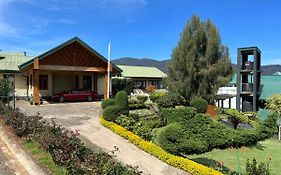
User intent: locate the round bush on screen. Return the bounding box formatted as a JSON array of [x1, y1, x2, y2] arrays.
[[103, 105, 122, 122], [154, 123, 185, 155], [190, 97, 208, 113], [115, 91, 129, 110], [101, 99, 115, 109]]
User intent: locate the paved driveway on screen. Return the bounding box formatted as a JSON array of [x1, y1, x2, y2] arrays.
[[17, 101, 189, 175]]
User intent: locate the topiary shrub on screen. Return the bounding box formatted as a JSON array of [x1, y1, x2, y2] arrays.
[[136, 95, 148, 103], [154, 123, 185, 155], [101, 99, 115, 109], [160, 107, 197, 124], [156, 92, 186, 108], [190, 97, 208, 113], [103, 105, 123, 122], [115, 91, 129, 110]]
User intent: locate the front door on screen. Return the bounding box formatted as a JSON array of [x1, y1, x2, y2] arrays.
[[83, 75, 92, 90]]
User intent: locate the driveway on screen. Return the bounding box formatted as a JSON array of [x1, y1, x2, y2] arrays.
[[17, 100, 189, 175]]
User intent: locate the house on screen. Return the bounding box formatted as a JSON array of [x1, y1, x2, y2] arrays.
[[0, 37, 122, 104], [216, 73, 281, 109], [116, 65, 167, 89]]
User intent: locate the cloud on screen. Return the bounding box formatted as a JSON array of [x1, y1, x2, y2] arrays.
[[0, 0, 19, 36]]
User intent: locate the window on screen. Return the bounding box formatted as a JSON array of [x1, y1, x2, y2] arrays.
[[39, 74, 48, 90]]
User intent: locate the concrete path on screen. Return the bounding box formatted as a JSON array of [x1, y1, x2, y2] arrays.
[[17, 101, 190, 175], [0, 123, 46, 175]]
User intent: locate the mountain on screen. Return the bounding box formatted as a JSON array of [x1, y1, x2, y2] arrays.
[[112, 57, 170, 73], [113, 57, 281, 75]]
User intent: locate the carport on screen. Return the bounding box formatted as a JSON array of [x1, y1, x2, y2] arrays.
[[18, 37, 121, 104]]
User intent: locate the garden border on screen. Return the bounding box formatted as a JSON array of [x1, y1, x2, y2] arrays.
[[100, 116, 223, 175]]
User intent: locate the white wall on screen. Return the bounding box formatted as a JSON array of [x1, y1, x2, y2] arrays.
[[0, 73, 28, 98], [216, 87, 237, 109], [97, 74, 112, 96]]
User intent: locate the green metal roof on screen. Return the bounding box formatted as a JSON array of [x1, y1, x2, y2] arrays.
[[260, 76, 281, 99], [117, 65, 167, 78], [0, 52, 33, 72], [18, 36, 122, 73], [230, 74, 281, 99]]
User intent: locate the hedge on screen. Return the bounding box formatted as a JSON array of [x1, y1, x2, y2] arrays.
[[0, 103, 140, 175], [100, 117, 223, 175]]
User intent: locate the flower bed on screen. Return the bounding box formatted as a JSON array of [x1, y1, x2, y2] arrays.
[[100, 117, 223, 175]]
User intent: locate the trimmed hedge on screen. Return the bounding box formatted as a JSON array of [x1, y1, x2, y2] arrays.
[[190, 97, 208, 113], [160, 107, 197, 124], [103, 105, 124, 122], [158, 108, 278, 155], [100, 117, 223, 175], [101, 99, 115, 109]]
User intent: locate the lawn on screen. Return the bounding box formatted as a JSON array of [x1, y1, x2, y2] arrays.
[[188, 138, 281, 175], [23, 140, 68, 175]]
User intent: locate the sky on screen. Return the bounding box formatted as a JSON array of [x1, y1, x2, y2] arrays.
[[0, 0, 281, 65]]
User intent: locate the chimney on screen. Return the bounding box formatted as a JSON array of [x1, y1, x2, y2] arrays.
[[23, 51, 26, 56]]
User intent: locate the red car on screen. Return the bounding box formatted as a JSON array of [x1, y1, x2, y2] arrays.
[[52, 89, 98, 102]]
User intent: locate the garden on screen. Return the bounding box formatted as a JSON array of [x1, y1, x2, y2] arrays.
[[100, 15, 280, 175], [101, 89, 278, 175]]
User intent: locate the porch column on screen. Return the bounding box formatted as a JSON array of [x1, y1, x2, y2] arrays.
[[104, 72, 108, 99], [33, 58, 40, 105]]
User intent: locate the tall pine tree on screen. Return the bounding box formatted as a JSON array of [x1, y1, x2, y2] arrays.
[[168, 15, 232, 102]]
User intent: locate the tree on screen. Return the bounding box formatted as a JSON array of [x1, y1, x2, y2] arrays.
[[167, 15, 232, 102], [266, 94, 281, 116], [0, 79, 10, 103]]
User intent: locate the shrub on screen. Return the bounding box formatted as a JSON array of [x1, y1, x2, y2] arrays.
[[101, 117, 223, 175], [155, 123, 186, 155], [160, 107, 197, 124], [115, 91, 129, 110], [156, 92, 186, 108], [128, 96, 140, 105], [158, 107, 277, 155], [101, 98, 115, 109], [0, 79, 10, 103], [115, 115, 138, 131], [136, 95, 148, 103], [149, 91, 167, 102], [103, 105, 124, 122], [257, 113, 278, 140], [245, 158, 270, 175], [112, 78, 134, 95], [132, 121, 153, 141], [190, 97, 208, 113]]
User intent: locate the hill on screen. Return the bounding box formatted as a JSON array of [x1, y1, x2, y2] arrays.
[[112, 57, 281, 75]]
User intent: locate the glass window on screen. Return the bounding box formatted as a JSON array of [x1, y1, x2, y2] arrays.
[[39, 74, 48, 90]]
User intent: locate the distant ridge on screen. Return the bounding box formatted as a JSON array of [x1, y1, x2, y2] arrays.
[[112, 57, 170, 73], [112, 57, 281, 75]]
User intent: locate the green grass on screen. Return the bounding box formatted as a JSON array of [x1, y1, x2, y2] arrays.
[[23, 140, 68, 175], [188, 138, 281, 175]]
